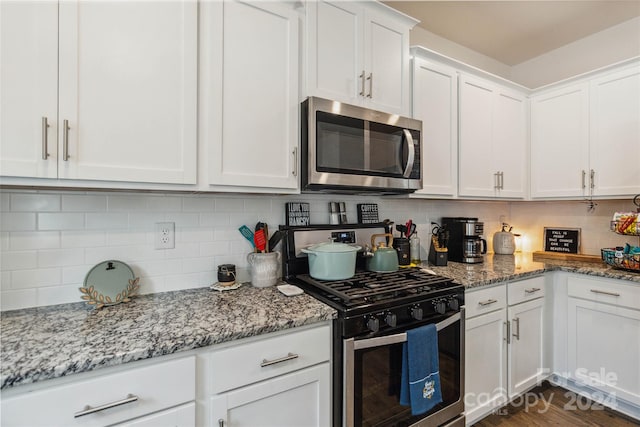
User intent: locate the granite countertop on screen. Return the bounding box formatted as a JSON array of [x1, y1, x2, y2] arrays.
[[425, 252, 640, 289], [0, 283, 336, 391], [2, 254, 638, 392]]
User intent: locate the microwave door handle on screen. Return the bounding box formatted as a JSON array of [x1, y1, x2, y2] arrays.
[[352, 311, 461, 350], [402, 129, 415, 178]]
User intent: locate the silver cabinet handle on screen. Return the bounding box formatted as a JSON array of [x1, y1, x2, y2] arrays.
[[494, 172, 499, 189], [525, 287, 541, 294], [292, 147, 298, 176], [512, 317, 520, 340], [367, 73, 373, 98], [499, 171, 504, 189], [218, 419, 225, 427], [261, 352, 299, 367], [41, 117, 50, 160], [581, 170, 586, 189], [590, 289, 620, 297], [590, 169, 595, 190], [74, 393, 138, 418], [63, 119, 70, 161], [478, 298, 498, 306], [359, 71, 366, 96], [504, 321, 510, 344]]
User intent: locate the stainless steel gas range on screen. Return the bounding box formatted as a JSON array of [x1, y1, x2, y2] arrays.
[[281, 223, 465, 427]]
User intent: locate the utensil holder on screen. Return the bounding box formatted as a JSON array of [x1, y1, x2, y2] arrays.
[[247, 252, 281, 287]]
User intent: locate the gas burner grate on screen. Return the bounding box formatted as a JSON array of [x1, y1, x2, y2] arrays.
[[297, 268, 454, 305]]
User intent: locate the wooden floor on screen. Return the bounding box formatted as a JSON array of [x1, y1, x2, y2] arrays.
[[473, 382, 639, 426]]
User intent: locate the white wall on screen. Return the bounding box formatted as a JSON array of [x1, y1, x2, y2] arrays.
[[2, 189, 637, 311], [511, 17, 640, 89]]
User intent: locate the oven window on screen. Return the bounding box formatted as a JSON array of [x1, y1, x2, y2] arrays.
[[353, 324, 461, 427]]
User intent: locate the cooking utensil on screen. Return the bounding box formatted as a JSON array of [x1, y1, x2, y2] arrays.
[[405, 219, 413, 238], [238, 225, 255, 248], [264, 223, 269, 252], [366, 233, 398, 272], [396, 224, 407, 238], [301, 240, 361, 280], [406, 221, 416, 238], [268, 230, 284, 251], [254, 222, 266, 252]]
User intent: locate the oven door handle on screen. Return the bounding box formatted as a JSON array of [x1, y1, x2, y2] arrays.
[[353, 311, 461, 351], [401, 129, 415, 178]]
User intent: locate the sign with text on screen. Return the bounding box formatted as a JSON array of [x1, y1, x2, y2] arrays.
[[357, 203, 379, 224], [543, 227, 580, 253], [285, 202, 310, 226]]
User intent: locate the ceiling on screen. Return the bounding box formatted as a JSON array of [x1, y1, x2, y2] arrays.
[[382, 1, 640, 66]]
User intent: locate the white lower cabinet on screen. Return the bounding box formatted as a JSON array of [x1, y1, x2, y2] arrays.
[[1, 356, 196, 427], [204, 323, 332, 427], [210, 363, 330, 427], [566, 275, 640, 408], [465, 276, 546, 425]]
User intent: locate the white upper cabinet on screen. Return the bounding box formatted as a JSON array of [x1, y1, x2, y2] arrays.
[[459, 74, 528, 198], [530, 84, 590, 198], [411, 56, 458, 197], [202, 0, 299, 191], [531, 61, 640, 199], [1, 1, 198, 185], [589, 65, 640, 197], [1, 2, 59, 179], [306, 0, 416, 115]]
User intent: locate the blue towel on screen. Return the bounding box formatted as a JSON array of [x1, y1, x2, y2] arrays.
[[399, 323, 443, 415]]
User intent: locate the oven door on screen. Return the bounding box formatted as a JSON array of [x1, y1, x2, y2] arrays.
[[344, 309, 465, 427]]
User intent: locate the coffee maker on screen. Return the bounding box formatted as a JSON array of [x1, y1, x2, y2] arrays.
[[441, 217, 487, 263]]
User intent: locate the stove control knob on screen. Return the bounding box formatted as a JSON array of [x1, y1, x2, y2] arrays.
[[385, 312, 397, 328], [434, 300, 447, 315], [410, 306, 423, 320], [366, 316, 379, 333], [448, 297, 460, 311]]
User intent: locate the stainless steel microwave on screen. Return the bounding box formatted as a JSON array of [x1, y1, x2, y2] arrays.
[[301, 97, 422, 193]]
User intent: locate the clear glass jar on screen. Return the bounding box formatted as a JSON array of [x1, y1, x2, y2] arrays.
[[410, 234, 421, 264]]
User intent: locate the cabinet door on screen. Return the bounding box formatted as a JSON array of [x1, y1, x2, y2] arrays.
[[206, 0, 298, 190], [493, 90, 527, 198], [411, 58, 457, 197], [590, 64, 640, 197], [507, 298, 544, 397], [568, 298, 640, 406], [211, 363, 330, 427], [530, 84, 589, 198], [57, 1, 197, 184], [364, 7, 410, 115], [116, 402, 195, 427], [306, 0, 362, 105], [464, 309, 508, 425], [0, 1, 58, 178], [458, 75, 495, 197]]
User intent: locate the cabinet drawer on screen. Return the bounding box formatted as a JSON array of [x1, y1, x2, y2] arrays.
[[507, 276, 546, 306], [210, 324, 331, 394], [1, 356, 195, 427], [567, 276, 640, 310], [465, 284, 507, 318]]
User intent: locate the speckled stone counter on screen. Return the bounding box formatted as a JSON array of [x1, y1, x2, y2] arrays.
[[425, 252, 640, 289], [1, 283, 336, 391]]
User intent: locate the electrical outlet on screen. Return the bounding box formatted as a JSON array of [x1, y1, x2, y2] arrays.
[[155, 222, 175, 249]]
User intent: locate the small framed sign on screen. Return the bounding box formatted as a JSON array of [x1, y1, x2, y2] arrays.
[[357, 203, 379, 224], [543, 227, 580, 253], [285, 202, 310, 226]]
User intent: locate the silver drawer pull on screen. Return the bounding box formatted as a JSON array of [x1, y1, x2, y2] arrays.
[[525, 287, 541, 294], [478, 299, 498, 306], [590, 289, 620, 297], [74, 393, 138, 418], [261, 352, 299, 368]]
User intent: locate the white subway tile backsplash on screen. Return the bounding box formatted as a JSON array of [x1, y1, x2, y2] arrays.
[[0, 193, 10, 211], [183, 197, 215, 212], [200, 212, 231, 227], [11, 193, 60, 212], [128, 213, 166, 229], [214, 197, 244, 212], [132, 259, 182, 277], [61, 231, 105, 248], [37, 285, 83, 307], [165, 242, 200, 259], [12, 268, 62, 289], [180, 228, 215, 243], [165, 272, 203, 291], [62, 265, 93, 285], [1, 251, 37, 270], [166, 213, 200, 227], [1, 232, 8, 251], [1, 289, 37, 311], [108, 194, 153, 211], [10, 231, 60, 250], [244, 198, 272, 212], [1, 270, 11, 290], [38, 248, 85, 268], [146, 195, 182, 212], [62, 194, 107, 212], [106, 230, 146, 246], [200, 241, 230, 257], [2, 213, 36, 231], [85, 213, 128, 230], [182, 257, 215, 274], [38, 213, 84, 230]]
